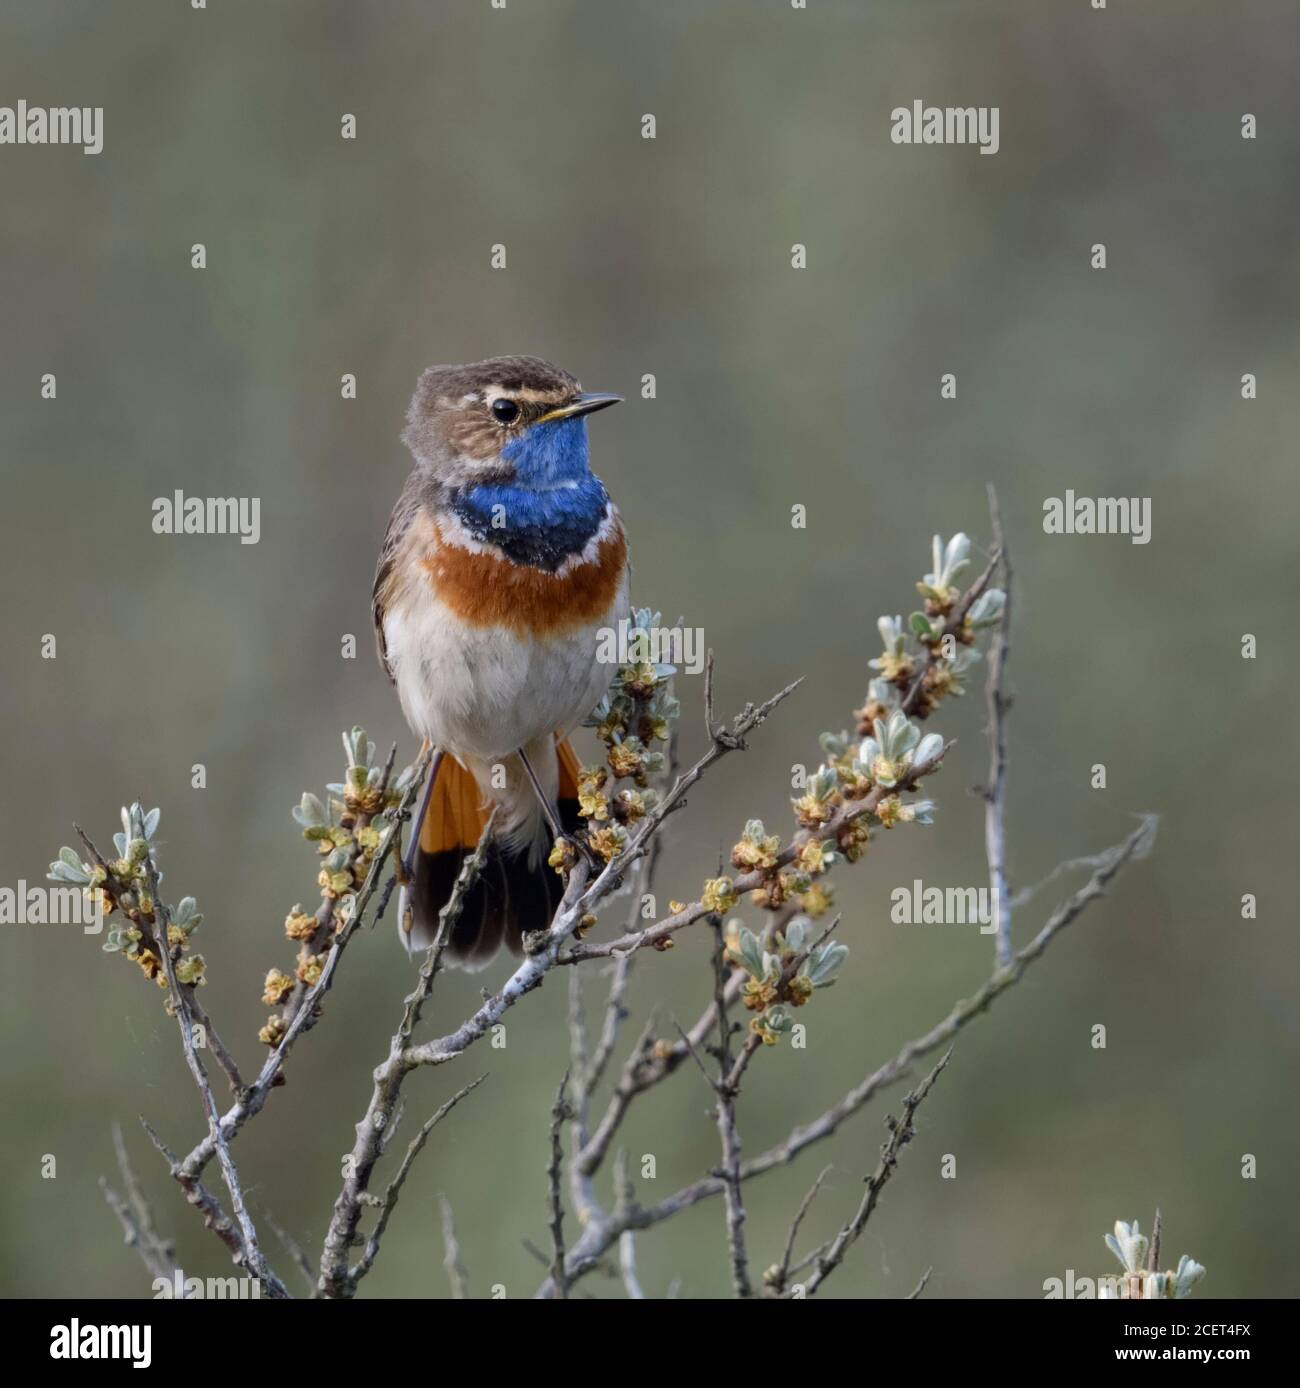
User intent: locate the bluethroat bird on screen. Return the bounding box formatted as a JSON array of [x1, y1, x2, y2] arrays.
[[373, 356, 628, 967]]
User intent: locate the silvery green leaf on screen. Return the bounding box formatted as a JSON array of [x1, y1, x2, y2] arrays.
[[113, 832, 128, 857], [325, 846, 351, 871], [174, 895, 197, 924], [736, 928, 764, 976], [293, 792, 327, 828], [102, 933, 124, 953], [765, 1007, 794, 1033], [743, 819, 766, 842], [909, 612, 935, 639], [931, 534, 943, 584], [807, 941, 849, 986], [143, 808, 161, 840], [48, 860, 90, 884], [121, 806, 133, 839], [944, 532, 971, 578], [914, 733, 945, 769], [906, 799, 936, 825], [968, 589, 1006, 627], [811, 768, 837, 799], [1106, 1220, 1147, 1274], [59, 847, 87, 874], [818, 731, 848, 759], [784, 918, 808, 953], [1173, 1256, 1205, 1298]]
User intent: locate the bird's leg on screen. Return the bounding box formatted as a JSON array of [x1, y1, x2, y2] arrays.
[[400, 747, 443, 885], [517, 746, 596, 870]]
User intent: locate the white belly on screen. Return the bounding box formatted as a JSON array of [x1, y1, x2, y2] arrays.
[[383, 578, 629, 765]]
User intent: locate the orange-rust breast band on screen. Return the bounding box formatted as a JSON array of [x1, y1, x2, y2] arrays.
[[423, 522, 627, 635]]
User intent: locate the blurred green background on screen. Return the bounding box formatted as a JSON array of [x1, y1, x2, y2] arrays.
[[2, 0, 1297, 1299]]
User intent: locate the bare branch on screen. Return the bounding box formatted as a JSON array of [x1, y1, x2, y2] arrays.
[[613, 1150, 646, 1300], [983, 484, 1014, 967], [138, 1118, 255, 1280], [711, 921, 752, 1299]]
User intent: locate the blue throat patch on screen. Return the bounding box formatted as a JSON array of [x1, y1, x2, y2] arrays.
[[451, 418, 609, 572]]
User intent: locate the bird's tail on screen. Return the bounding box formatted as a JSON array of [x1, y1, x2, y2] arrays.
[[399, 734, 582, 968]]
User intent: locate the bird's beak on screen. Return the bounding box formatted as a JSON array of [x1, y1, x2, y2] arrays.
[[536, 392, 623, 424]]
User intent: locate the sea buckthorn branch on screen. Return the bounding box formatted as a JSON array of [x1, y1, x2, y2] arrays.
[[533, 809, 1152, 1297], [173, 742, 432, 1188], [60, 737, 434, 1288], [317, 810, 497, 1299], [62, 809, 290, 1296]]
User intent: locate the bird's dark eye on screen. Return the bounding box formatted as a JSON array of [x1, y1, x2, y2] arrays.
[[491, 398, 520, 424]]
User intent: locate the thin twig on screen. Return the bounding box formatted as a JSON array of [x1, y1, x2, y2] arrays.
[[349, 1076, 486, 1286], [766, 1164, 832, 1298], [547, 1072, 573, 1300], [261, 1207, 316, 1293], [100, 1124, 177, 1287], [802, 1048, 954, 1295], [440, 1195, 469, 1299]]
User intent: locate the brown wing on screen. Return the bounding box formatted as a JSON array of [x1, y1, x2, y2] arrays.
[[372, 482, 419, 683]]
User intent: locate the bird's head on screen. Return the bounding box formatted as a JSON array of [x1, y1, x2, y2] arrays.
[[401, 355, 621, 491]]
